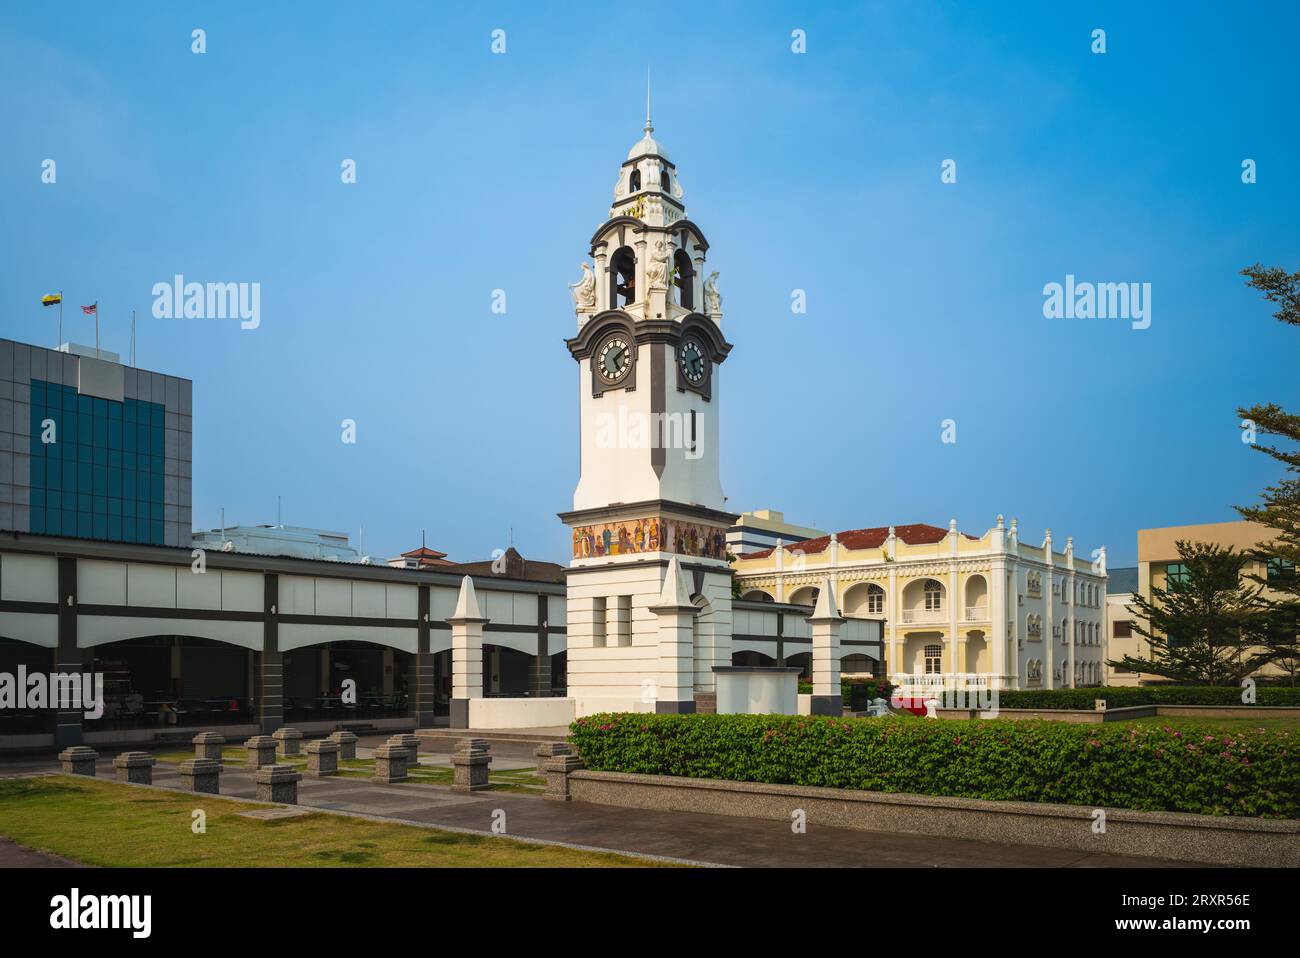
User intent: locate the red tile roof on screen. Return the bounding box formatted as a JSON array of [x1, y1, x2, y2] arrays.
[[399, 545, 455, 567], [744, 523, 978, 560]]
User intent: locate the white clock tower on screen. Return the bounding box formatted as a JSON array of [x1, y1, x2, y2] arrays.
[[559, 109, 737, 715]]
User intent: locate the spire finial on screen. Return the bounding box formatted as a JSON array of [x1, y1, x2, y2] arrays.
[[644, 67, 653, 134]]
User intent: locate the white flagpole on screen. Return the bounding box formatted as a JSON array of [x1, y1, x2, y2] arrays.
[[95, 304, 101, 357], [131, 309, 136, 366], [58, 291, 63, 347]]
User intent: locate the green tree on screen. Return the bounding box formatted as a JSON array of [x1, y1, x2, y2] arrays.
[[1235, 263, 1300, 682], [1108, 541, 1268, 685]]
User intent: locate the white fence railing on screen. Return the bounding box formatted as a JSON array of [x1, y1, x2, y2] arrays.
[[900, 608, 945, 624]]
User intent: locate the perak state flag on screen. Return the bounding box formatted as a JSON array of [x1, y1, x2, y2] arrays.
[[41, 293, 61, 306]]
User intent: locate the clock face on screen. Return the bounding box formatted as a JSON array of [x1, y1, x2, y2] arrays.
[[598, 337, 631, 383], [679, 339, 706, 385]]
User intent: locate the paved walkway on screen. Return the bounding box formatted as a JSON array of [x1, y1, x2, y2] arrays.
[[0, 836, 87, 868], [2, 751, 1184, 868]]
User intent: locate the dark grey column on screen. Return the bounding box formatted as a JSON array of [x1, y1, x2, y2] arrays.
[[530, 593, 551, 697], [258, 573, 283, 734], [413, 585, 437, 727], [54, 557, 84, 747]]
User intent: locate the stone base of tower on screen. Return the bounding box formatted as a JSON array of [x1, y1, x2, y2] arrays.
[[564, 554, 734, 713]]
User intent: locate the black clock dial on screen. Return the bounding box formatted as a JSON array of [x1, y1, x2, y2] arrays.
[[598, 337, 631, 382], [679, 340, 706, 384]]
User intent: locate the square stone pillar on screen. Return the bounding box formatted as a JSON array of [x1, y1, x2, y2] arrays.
[[58, 746, 99, 776], [448, 576, 488, 729], [192, 731, 225, 761], [328, 730, 358, 760], [649, 556, 697, 714], [451, 738, 491, 792], [535, 742, 583, 801], [178, 759, 222, 794], [808, 577, 844, 716], [414, 585, 438, 728], [245, 735, 279, 769], [373, 744, 408, 783], [54, 557, 86, 748], [304, 739, 339, 778], [386, 733, 420, 766], [531, 593, 552, 696], [113, 751, 156, 784], [258, 573, 284, 734], [255, 765, 302, 804], [272, 727, 302, 757]]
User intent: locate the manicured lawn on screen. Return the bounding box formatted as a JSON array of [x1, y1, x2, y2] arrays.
[[0, 776, 669, 867], [151, 747, 546, 793]]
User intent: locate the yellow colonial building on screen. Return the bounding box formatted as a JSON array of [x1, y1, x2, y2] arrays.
[[733, 516, 1109, 692]]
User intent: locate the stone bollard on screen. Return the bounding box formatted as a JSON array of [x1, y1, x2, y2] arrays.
[[255, 765, 303, 804], [58, 746, 99, 777], [192, 731, 226, 761], [372, 744, 408, 784], [386, 733, 420, 767], [245, 735, 279, 770], [535, 742, 583, 801], [272, 727, 303, 757], [177, 758, 222, 795], [328, 730, 358, 760], [113, 751, 156, 785], [304, 739, 339, 778], [451, 738, 491, 793]]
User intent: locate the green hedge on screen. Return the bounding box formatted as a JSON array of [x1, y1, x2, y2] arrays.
[[796, 677, 896, 708], [569, 713, 1298, 818], [994, 686, 1300, 710]]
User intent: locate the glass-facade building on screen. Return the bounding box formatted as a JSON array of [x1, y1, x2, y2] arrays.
[[0, 338, 192, 548], [28, 381, 167, 544]]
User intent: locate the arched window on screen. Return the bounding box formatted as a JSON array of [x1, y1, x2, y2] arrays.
[[610, 247, 636, 308], [923, 643, 943, 674], [660, 165, 670, 191], [628, 167, 641, 192], [866, 583, 885, 615], [673, 249, 694, 309], [923, 579, 943, 611]]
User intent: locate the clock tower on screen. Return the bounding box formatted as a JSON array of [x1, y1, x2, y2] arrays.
[[559, 110, 737, 715]]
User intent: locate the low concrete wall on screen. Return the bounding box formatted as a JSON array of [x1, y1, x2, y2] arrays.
[[566, 770, 1300, 867], [935, 705, 1298, 723], [935, 706, 1156, 723], [1155, 705, 1300, 719], [469, 697, 576, 729]]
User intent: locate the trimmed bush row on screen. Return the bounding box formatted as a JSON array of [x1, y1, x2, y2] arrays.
[[994, 686, 1300, 710], [797, 678, 896, 708], [569, 712, 1298, 818]]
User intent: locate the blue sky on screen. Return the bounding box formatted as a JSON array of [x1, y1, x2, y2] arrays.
[[2, 1, 1297, 567]]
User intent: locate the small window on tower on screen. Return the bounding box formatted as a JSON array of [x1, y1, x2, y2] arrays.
[[610, 247, 636, 308], [673, 249, 694, 309], [661, 165, 670, 191], [629, 167, 641, 192]]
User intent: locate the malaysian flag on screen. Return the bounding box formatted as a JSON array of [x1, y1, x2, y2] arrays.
[[81, 302, 97, 315]]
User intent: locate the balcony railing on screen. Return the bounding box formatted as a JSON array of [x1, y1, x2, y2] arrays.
[[891, 673, 1002, 695], [901, 608, 945, 624], [964, 605, 988, 622]]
